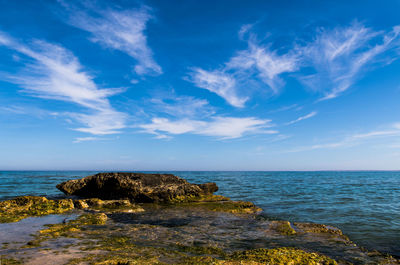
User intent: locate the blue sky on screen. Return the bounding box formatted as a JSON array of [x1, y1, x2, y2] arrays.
[[0, 0, 400, 170]]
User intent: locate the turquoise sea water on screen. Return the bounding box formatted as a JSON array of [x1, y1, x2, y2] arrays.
[[0, 171, 399, 256]]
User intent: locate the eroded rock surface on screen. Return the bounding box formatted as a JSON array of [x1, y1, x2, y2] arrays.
[[56, 172, 218, 203]]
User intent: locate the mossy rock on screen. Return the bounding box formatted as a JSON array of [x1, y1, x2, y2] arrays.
[[270, 220, 297, 236], [170, 194, 230, 203], [293, 223, 350, 241], [174, 243, 226, 256], [0, 196, 74, 223], [174, 199, 262, 214], [199, 200, 262, 214], [229, 247, 338, 265], [73, 198, 144, 213]]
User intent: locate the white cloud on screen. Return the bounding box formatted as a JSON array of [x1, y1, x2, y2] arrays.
[[286, 111, 317, 125], [139, 116, 276, 139], [189, 22, 400, 106], [188, 29, 298, 107], [200, 117, 276, 139], [189, 68, 247, 107], [70, 110, 126, 135], [59, 2, 161, 76], [73, 136, 102, 143], [0, 32, 126, 135], [141, 118, 205, 135], [227, 42, 298, 93], [351, 130, 400, 139], [301, 22, 400, 100]]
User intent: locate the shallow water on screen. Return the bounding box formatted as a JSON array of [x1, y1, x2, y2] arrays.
[[0, 213, 77, 245], [0, 171, 399, 256]]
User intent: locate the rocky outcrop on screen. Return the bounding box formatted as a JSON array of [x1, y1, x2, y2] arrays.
[[57, 172, 219, 203]]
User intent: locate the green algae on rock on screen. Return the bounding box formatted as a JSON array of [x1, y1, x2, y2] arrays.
[[270, 220, 297, 236], [192, 200, 262, 214], [74, 198, 144, 213], [229, 247, 338, 265], [0, 196, 74, 223], [171, 195, 262, 214], [293, 223, 350, 241], [170, 194, 230, 203]]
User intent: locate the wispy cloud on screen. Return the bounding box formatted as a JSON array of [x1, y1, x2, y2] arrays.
[[188, 30, 298, 108], [0, 105, 53, 117], [287, 123, 400, 152], [226, 41, 298, 93], [189, 22, 400, 106], [286, 111, 317, 125], [189, 68, 247, 107], [139, 116, 276, 140], [268, 104, 301, 113], [73, 136, 105, 143], [59, 1, 162, 76], [300, 22, 400, 100], [149, 94, 215, 118], [0, 31, 126, 135]]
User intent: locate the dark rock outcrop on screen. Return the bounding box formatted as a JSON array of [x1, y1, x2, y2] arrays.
[[56, 172, 219, 203]]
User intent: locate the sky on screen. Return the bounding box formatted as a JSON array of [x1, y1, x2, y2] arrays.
[[0, 0, 400, 171]]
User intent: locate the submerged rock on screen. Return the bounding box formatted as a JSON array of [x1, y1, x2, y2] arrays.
[[56, 172, 219, 203]]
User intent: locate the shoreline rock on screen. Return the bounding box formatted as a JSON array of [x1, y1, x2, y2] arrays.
[[56, 172, 219, 203]]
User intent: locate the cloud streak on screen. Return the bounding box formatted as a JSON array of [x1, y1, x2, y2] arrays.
[[287, 123, 400, 152], [0, 31, 126, 136], [139, 116, 276, 140], [286, 111, 317, 125], [59, 1, 162, 76]]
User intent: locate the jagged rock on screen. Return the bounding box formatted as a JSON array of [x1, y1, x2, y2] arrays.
[[57, 172, 219, 203]]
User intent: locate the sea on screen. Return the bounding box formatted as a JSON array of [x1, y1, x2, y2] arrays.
[[0, 171, 399, 256]]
